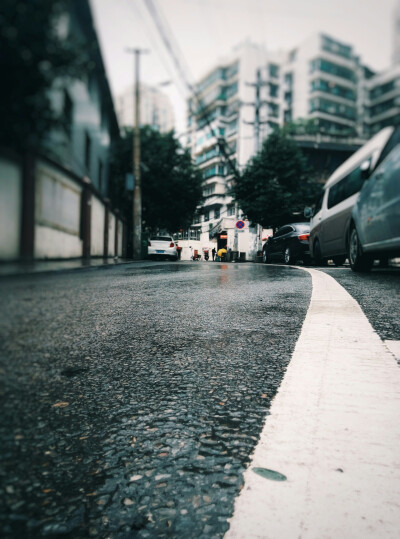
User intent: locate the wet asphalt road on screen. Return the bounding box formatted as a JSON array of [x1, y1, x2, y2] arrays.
[[0, 262, 312, 538], [320, 265, 400, 341]]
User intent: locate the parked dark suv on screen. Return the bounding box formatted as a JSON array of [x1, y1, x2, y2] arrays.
[[262, 223, 311, 265]]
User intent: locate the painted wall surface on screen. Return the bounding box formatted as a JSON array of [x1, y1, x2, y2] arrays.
[[108, 213, 116, 257], [35, 225, 82, 259], [0, 157, 22, 260], [177, 240, 202, 261], [91, 196, 105, 256], [34, 161, 82, 259]]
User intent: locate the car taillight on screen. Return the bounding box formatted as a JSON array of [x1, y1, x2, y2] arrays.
[[148, 241, 151, 246], [298, 234, 309, 241], [170, 243, 175, 248]]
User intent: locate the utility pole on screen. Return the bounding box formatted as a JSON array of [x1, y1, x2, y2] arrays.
[[125, 48, 149, 259], [243, 69, 270, 154]]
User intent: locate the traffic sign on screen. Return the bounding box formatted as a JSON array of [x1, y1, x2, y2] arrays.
[[236, 220, 245, 230]]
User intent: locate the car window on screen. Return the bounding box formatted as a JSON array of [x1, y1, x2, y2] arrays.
[[327, 177, 347, 209], [345, 166, 364, 198], [275, 225, 293, 237], [375, 126, 400, 170], [294, 223, 310, 233], [151, 236, 172, 242]]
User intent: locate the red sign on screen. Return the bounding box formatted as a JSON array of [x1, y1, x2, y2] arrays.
[[236, 220, 245, 230]]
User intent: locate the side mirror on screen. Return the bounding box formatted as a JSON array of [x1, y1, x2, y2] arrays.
[[360, 159, 371, 180], [304, 206, 314, 219]]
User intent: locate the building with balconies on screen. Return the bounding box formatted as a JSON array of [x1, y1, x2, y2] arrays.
[[181, 33, 399, 261], [363, 66, 400, 136], [182, 42, 272, 260], [281, 34, 360, 137]]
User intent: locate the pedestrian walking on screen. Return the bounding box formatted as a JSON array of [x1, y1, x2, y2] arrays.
[[212, 247, 216, 261]]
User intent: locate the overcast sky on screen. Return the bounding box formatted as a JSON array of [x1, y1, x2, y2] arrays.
[[91, 0, 398, 133]]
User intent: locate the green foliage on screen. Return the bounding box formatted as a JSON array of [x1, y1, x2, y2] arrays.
[[234, 128, 322, 228], [282, 118, 319, 136], [0, 0, 93, 150], [109, 127, 203, 235]]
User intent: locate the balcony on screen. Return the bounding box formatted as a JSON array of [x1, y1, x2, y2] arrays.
[[364, 105, 400, 124], [202, 183, 226, 198], [309, 110, 355, 127]]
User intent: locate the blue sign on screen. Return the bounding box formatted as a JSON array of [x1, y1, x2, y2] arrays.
[[236, 220, 245, 230]]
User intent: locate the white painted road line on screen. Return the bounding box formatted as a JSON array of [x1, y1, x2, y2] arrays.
[[227, 268, 400, 539], [385, 340, 400, 362]]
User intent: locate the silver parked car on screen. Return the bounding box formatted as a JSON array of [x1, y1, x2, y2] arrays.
[[349, 125, 400, 272], [147, 236, 178, 261], [306, 127, 394, 266]]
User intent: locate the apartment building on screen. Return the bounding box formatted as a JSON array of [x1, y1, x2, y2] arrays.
[[182, 32, 399, 261], [280, 34, 360, 136], [180, 42, 282, 260], [363, 66, 400, 136], [117, 83, 175, 133]]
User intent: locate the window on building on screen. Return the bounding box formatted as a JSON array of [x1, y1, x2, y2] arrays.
[[269, 83, 279, 98], [204, 211, 210, 222], [85, 132, 91, 172], [310, 58, 355, 82], [214, 207, 220, 219], [227, 204, 235, 216], [310, 79, 356, 101], [369, 80, 395, 100], [284, 72, 293, 86], [203, 184, 216, 196], [269, 64, 279, 78]]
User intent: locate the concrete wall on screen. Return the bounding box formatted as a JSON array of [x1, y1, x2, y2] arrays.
[[0, 157, 22, 260], [0, 154, 126, 261], [91, 196, 105, 256], [34, 160, 82, 259]]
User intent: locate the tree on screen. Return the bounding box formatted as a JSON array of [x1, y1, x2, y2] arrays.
[[109, 127, 203, 237], [0, 0, 93, 150], [234, 128, 322, 229]]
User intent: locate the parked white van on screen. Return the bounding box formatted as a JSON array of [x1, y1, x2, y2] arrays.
[[306, 127, 395, 265]]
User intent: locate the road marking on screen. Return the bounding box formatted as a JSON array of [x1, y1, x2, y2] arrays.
[[385, 340, 400, 362], [227, 267, 400, 539]]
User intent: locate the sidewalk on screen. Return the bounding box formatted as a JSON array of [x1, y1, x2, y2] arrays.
[[0, 258, 135, 277]]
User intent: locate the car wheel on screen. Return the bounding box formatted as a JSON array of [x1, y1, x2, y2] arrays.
[[332, 255, 346, 266], [284, 246, 294, 265], [348, 227, 373, 272], [262, 248, 271, 264], [313, 240, 327, 266]]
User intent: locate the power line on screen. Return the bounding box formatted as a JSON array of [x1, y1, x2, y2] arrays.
[[142, 0, 240, 181]]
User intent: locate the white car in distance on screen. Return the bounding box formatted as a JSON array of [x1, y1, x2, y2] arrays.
[[147, 236, 178, 261]]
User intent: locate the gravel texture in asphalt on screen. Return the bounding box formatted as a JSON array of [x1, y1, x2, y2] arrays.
[[0, 262, 311, 538], [321, 266, 400, 341]]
